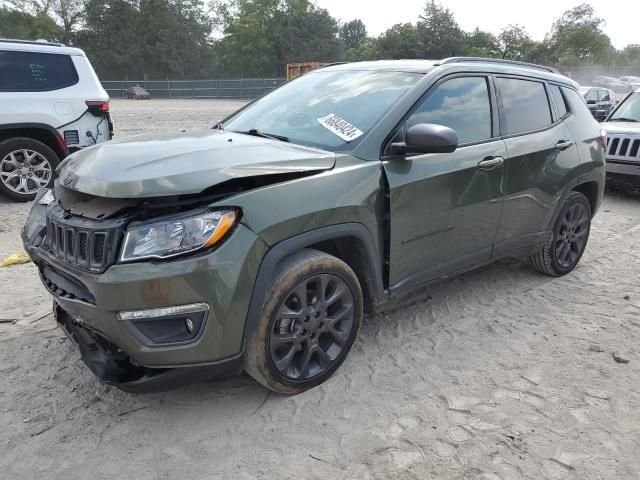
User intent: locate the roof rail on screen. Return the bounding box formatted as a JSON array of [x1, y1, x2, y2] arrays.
[[436, 57, 559, 74], [0, 38, 65, 47]]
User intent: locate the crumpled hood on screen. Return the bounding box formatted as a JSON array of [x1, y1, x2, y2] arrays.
[[601, 121, 640, 135], [58, 130, 336, 198]]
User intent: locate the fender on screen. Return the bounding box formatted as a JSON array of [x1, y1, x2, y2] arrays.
[[0, 122, 69, 156], [243, 223, 386, 340]]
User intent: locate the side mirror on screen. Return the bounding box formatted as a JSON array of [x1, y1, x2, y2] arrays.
[[587, 99, 596, 105], [390, 123, 458, 155]]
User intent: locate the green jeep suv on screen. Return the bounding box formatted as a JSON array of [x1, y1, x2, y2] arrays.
[[22, 58, 606, 394]]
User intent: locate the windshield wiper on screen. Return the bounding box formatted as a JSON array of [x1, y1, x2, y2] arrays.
[[235, 129, 290, 142], [609, 117, 638, 122]]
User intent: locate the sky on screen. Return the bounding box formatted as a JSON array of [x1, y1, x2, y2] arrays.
[[315, 0, 639, 50]]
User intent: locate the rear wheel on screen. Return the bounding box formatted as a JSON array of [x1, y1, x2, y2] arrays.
[[529, 191, 592, 276], [244, 249, 363, 394], [0, 137, 59, 202]]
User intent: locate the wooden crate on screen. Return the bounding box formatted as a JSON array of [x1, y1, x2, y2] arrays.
[[286, 62, 327, 81]]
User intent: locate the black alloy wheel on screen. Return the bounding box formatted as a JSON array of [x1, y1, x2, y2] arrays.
[[554, 201, 590, 269], [269, 273, 355, 381]]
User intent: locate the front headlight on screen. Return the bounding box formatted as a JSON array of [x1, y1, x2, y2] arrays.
[[120, 209, 238, 262]]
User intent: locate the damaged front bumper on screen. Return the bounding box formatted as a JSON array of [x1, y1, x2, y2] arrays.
[[54, 303, 243, 392], [23, 201, 269, 392]]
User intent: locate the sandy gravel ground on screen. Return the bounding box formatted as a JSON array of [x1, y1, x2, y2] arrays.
[[1, 100, 640, 480]]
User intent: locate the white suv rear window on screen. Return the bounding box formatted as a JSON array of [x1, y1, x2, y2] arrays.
[[0, 50, 79, 92]]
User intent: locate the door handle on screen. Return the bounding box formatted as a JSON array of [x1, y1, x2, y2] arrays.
[[477, 156, 504, 170], [555, 140, 574, 151]]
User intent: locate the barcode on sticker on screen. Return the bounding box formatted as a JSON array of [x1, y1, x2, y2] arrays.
[[318, 114, 364, 142]]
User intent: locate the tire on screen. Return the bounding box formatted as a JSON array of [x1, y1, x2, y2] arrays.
[[0, 137, 60, 202], [528, 191, 592, 276], [244, 249, 364, 394]]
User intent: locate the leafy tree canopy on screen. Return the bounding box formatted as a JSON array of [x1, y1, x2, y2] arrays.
[[0, 1, 638, 78]]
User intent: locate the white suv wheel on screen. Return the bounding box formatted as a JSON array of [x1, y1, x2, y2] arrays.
[[0, 149, 52, 195]]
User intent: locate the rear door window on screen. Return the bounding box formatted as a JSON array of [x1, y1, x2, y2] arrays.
[[496, 77, 552, 136], [407, 76, 493, 144], [0, 50, 79, 92], [598, 89, 612, 103], [583, 88, 598, 103]]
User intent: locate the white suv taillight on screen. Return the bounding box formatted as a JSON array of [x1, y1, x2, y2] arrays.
[[85, 100, 109, 115]]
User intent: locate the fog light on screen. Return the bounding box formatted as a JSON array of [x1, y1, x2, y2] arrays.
[[118, 303, 209, 346], [185, 318, 194, 333]]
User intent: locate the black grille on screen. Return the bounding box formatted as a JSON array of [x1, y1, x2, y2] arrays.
[[44, 204, 125, 273], [607, 134, 640, 161]]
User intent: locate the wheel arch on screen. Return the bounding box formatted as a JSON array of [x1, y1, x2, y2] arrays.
[[546, 174, 604, 233], [571, 180, 600, 218], [243, 223, 385, 340], [0, 123, 69, 159]]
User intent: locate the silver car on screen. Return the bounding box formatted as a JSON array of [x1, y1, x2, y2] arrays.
[[580, 86, 616, 121]]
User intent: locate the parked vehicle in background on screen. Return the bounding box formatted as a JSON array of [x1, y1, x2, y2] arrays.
[[126, 85, 150, 100], [23, 58, 605, 394], [601, 88, 640, 189], [580, 86, 617, 121], [0, 39, 112, 202], [593, 75, 629, 93], [619, 76, 640, 90]]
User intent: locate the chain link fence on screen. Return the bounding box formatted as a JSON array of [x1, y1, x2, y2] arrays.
[[102, 78, 287, 99]]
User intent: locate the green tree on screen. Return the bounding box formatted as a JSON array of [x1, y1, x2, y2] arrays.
[[78, 0, 215, 79], [215, 0, 341, 77], [616, 44, 640, 68], [4, 0, 84, 44], [546, 3, 614, 65], [498, 24, 533, 60], [376, 23, 421, 59], [344, 39, 378, 62], [465, 27, 499, 58], [339, 19, 367, 50], [417, 0, 465, 58], [0, 6, 62, 40]]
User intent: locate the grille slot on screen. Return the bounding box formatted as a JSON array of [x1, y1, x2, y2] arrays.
[[91, 233, 107, 266], [64, 130, 80, 146], [78, 232, 88, 262], [44, 207, 123, 273]]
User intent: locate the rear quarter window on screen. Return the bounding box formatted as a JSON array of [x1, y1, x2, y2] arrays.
[[562, 87, 594, 118], [496, 77, 552, 136], [0, 50, 79, 92], [549, 85, 569, 120]]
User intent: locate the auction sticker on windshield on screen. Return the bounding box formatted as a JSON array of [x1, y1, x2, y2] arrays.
[[318, 114, 364, 142]]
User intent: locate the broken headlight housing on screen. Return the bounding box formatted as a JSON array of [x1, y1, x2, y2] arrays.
[[120, 209, 238, 262]]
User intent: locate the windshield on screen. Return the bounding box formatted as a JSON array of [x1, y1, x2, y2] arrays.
[[609, 92, 640, 122], [223, 70, 423, 151]]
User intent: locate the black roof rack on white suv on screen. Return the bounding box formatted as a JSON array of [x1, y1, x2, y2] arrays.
[[436, 57, 559, 74], [0, 38, 65, 47]]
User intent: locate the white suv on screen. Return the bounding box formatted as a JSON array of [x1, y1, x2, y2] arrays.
[[0, 39, 112, 201]]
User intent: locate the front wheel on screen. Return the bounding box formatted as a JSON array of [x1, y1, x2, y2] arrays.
[[244, 249, 363, 394], [529, 191, 592, 276], [0, 137, 59, 202]]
